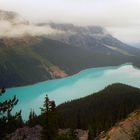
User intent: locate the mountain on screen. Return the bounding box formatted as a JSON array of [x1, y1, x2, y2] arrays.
[[0, 36, 129, 87], [47, 23, 140, 56], [0, 10, 140, 87], [57, 83, 140, 137]]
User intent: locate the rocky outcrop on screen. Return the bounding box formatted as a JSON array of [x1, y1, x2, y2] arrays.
[[75, 129, 88, 140], [58, 129, 88, 140], [6, 125, 42, 140], [96, 110, 140, 140]]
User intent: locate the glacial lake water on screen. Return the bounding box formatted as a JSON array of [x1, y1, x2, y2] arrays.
[[1, 64, 140, 120]]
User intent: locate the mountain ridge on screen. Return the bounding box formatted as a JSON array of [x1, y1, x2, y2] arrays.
[[47, 23, 140, 56]]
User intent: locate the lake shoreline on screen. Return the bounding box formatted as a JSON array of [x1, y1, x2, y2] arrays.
[[6, 62, 137, 90], [1, 63, 140, 120]]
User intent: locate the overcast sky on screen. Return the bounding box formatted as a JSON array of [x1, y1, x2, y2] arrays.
[[0, 0, 140, 43]]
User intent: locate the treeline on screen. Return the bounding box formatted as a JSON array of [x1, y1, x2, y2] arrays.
[[57, 83, 140, 138]]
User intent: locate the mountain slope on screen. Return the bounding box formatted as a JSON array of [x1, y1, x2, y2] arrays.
[[1, 36, 138, 88], [0, 37, 68, 87], [48, 23, 140, 56], [0, 36, 140, 88]]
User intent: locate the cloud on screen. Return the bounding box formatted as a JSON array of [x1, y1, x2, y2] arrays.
[[0, 21, 63, 38], [107, 26, 140, 43], [0, 0, 140, 43], [0, 10, 63, 38]]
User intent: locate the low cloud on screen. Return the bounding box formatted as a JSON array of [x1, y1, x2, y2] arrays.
[[0, 21, 63, 38], [0, 0, 140, 43], [0, 16, 63, 38]]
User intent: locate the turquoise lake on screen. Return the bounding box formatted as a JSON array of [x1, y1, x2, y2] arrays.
[[1, 64, 140, 120]]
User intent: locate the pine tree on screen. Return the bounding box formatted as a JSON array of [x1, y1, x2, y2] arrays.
[[40, 95, 57, 140], [28, 109, 37, 127], [0, 88, 23, 138]]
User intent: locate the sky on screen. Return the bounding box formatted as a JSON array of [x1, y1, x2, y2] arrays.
[[0, 0, 140, 44]]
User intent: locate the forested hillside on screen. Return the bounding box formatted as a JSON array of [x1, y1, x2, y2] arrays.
[[57, 83, 140, 138]]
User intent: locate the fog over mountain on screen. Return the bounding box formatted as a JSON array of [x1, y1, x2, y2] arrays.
[[0, 10, 108, 39], [0, 0, 140, 44], [0, 10, 63, 38]]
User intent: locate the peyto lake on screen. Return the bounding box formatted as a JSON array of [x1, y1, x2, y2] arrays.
[[1, 64, 140, 120]]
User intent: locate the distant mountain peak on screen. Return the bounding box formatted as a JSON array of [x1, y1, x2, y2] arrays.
[[48, 22, 107, 35], [0, 9, 139, 57]]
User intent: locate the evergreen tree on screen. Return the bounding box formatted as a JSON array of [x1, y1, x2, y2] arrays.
[[0, 88, 23, 139], [57, 84, 140, 137], [40, 95, 57, 140], [27, 109, 38, 127]]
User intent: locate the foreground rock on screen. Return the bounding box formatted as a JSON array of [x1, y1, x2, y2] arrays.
[[6, 125, 42, 140], [75, 129, 88, 140], [7, 126, 88, 140], [59, 129, 88, 140]]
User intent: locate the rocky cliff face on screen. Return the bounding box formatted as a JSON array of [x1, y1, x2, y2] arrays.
[[96, 109, 140, 140]]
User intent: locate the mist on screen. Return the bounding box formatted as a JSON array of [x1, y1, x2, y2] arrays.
[[0, 21, 64, 38], [0, 11, 63, 38]]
